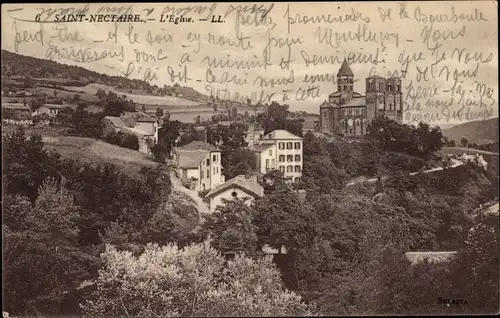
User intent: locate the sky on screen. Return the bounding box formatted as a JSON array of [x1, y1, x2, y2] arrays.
[[2, 1, 498, 125]]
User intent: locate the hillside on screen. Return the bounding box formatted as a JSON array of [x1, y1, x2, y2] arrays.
[[443, 118, 498, 144], [1, 49, 259, 115], [41, 136, 158, 175]]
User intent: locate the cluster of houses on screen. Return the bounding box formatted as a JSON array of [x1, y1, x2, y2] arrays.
[[171, 128, 304, 220], [2, 102, 68, 126]]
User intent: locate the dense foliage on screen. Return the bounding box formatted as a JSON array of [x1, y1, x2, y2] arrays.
[[2, 128, 175, 314], [82, 243, 313, 316], [101, 130, 139, 151]]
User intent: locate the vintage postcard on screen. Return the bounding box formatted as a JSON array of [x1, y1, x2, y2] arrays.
[[2, 1, 498, 316]]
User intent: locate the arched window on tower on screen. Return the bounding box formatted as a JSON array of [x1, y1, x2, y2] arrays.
[[388, 84, 392, 92], [396, 85, 400, 92]]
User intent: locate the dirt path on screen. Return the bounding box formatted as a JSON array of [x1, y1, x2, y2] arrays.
[[169, 170, 209, 228], [345, 159, 464, 188]]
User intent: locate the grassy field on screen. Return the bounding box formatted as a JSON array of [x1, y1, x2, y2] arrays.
[[33, 87, 100, 102], [42, 136, 158, 175], [66, 83, 202, 107]]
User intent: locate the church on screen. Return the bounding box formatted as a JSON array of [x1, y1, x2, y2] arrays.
[[319, 59, 403, 136]]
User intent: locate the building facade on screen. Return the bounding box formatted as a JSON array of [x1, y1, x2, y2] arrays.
[[319, 59, 403, 136], [173, 141, 225, 192], [204, 174, 264, 213], [252, 129, 303, 184]]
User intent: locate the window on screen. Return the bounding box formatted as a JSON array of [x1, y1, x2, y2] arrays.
[[379, 83, 384, 91], [287, 155, 293, 162], [295, 165, 301, 172], [268, 149, 272, 156], [279, 142, 285, 150], [216, 167, 218, 173], [286, 142, 292, 149], [206, 159, 210, 166], [201, 170, 204, 179], [356, 120, 360, 126], [213, 167, 216, 174], [287, 166, 293, 172], [279, 155, 285, 162], [266, 159, 270, 168], [207, 169, 210, 177], [279, 165, 285, 173], [271, 159, 275, 167], [212, 154, 217, 162], [388, 84, 392, 92], [231, 191, 238, 197], [396, 85, 400, 91], [295, 177, 302, 183], [295, 155, 301, 162], [294, 142, 301, 149]]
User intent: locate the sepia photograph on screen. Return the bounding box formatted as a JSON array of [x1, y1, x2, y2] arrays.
[[1, 1, 499, 316]]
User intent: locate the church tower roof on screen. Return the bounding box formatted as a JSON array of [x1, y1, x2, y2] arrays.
[[337, 58, 354, 77]]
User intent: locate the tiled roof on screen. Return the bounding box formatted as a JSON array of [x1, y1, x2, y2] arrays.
[[177, 150, 208, 169], [405, 251, 457, 265], [2, 103, 30, 110], [261, 129, 302, 140], [136, 115, 157, 122], [252, 143, 274, 152], [104, 116, 128, 129], [44, 104, 69, 109], [335, 96, 366, 108], [205, 174, 264, 198], [177, 141, 218, 151], [337, 58, 354, 76]]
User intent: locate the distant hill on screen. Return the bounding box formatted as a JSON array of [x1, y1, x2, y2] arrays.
[[443, 118, 498, 144], [1, 49, 257, 113]]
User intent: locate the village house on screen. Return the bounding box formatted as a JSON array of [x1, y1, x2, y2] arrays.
[[204, 173, 264, 213], [102, 113, 158, 154], [173, 141, 225, 192], [252, 129, 303, 184], [32, 104, 68, 117], [1, 103, 33, 126]]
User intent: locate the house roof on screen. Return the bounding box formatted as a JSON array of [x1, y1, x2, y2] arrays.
[[252, 143, 274, 152], [104, 116, 129, 129], [205, 174, 264, 199], [2, 103, 30, 110], [261, 129, 301, 140], [337, 58, 354, 77], [45, 104, 69, 109], [177, 141, 218, 151], [405, 251, 457, 265], [177, 150, 208, 169], [136, 115, 157, 122]]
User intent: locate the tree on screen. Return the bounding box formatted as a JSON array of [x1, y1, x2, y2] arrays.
[[3, 179, 91, 315], [96, 88, 107, 99], [81, 243, 313, 317], [155, 107, 164, 118], [23, 75, 35, 88], [72, 94, 81, 103], [461, 137, 469, 148], [104, 99, 126, 117], [204, 198, 258, 255]]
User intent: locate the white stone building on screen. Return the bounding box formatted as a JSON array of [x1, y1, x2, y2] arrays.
[[252, 129, 303, 184]]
